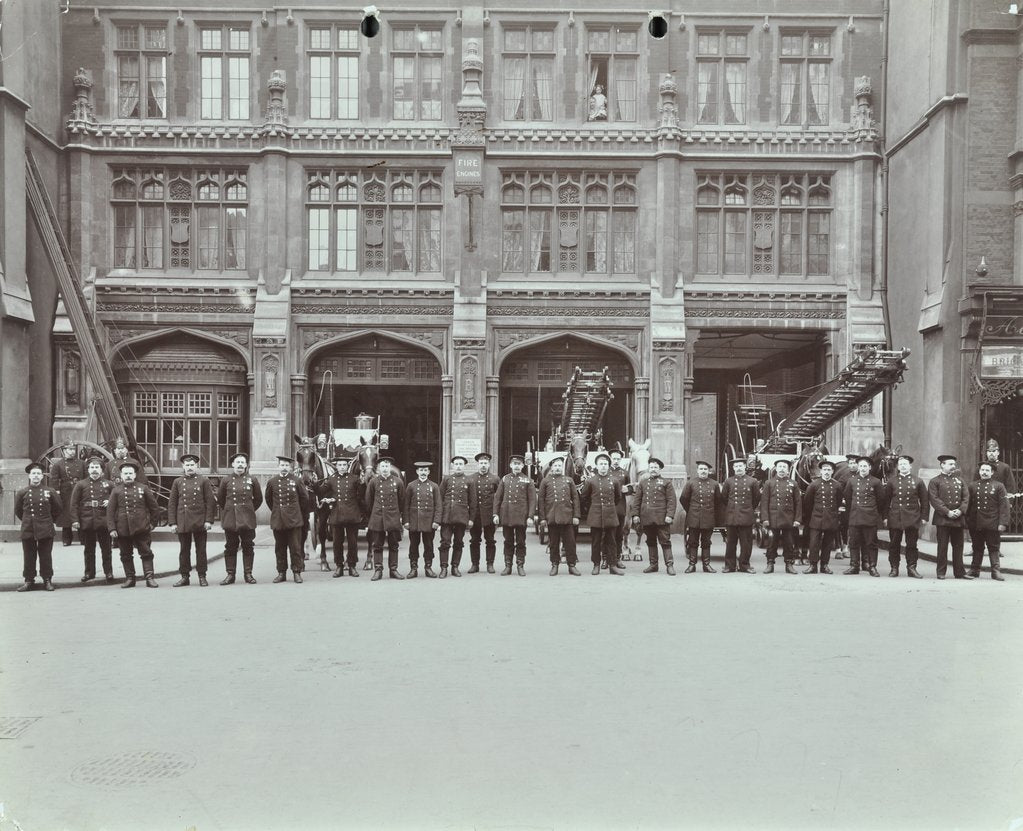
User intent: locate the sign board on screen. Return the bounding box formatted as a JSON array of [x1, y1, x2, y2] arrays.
[[454, 437, 482, 460], [453, 149, 483, 186], [981, 345, 1023, 379]]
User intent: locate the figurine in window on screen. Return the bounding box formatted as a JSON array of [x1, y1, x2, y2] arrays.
[[588, 84, 608, 121]]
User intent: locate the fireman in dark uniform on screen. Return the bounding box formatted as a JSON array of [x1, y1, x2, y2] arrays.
[[579, 452, 623, 575], [265, 456, 309, 583], [632, 457, 678, 575], [404, 461, 441, 578], [760, 459, 802, 574], [983, 439, 1018, 495], [928, 454, 972, 579], [107, 461, 160, 588], [610, 449, 632, 568], [70, 456, 115, 582], [317, 456, 365, 578], [801, 459, 842, 574], [842, 456, 887, 576], [537, 455, 581, 576], [439, 455, 476, 578], [217, 452, 262, 584], [366, 456, 406, 580], [967, 461, 1009, 581], [105, 437, 149, 486], [884, 454, 929, 578], [468, 452, 500, 573], [167, 453, 217, 587], [493, 454, 537, 576], [721, 458, 761, 573], [679, 461, 718, 574], [50, 440, 85, 546], [14, 462, 62, 591]]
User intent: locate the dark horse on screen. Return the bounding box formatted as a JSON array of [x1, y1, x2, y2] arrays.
[[294, 433, 334, 569]]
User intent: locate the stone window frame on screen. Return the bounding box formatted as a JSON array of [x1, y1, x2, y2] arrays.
[[305, 169, 444, 275], [584, 25, 639, 124], [196, 23, 253, 121], [499, 23, 558, 122], [391, 24, 445, 121], [112, 21, 170, 120], [110, 167, 249, 272], [694, 28, 752, 126], [305, 21, 362, 120], [778, 29, 834, 127], [499, 170, 637, 275], [694, 172, 832, 278]]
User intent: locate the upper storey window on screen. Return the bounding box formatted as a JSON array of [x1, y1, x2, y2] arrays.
[[585, 27, 637, 123], [780, 31, 831, 126], [308, 24, 360, 119], [115, 24, 168, 118], [392, 26, 443, 120], [199, 26, 251, 120], [696, 31, 748, 125], [502, 27, 555, 121]]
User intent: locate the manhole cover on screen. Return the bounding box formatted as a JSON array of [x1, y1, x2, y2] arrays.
[[0, 717, 40, 739], [70, 751, 197, 788]]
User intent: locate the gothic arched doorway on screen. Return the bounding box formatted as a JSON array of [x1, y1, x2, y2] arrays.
[[307, 333, 442, 478], [497, 335, 635, 466]]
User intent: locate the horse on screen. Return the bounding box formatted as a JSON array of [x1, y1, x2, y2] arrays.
[[622, 438, 651, 560], [294, 433, 334, 568], [568, 432, 590, 485]]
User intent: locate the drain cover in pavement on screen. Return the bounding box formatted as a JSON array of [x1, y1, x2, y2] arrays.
[[70, 750, 197, 788], [0, 717, 40, 739]]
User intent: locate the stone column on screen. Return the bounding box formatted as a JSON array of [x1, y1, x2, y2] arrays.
[[486, 375, 500, 456], [441, 374, 454, 469], [634, 377, 650, 439], [290, 374, 307, 442]]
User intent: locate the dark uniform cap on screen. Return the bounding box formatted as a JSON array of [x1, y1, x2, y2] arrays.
[[180, 453, 200, 464], [86, 455, 106, 466], [377, 456, 395, 465], [774, 458, 792, 468], [331, 456, 353, 464], [594, 452, 611, 464], [819, 460, 836, 470], [25, 462, 44, 473], [897, 455, 914, 464], [474, 452, 492, 462], [450, 455, 468, 464], [509, 454, 525, 463], [275, 455, 294, 464], [845, 453, 859, 460], [695, 460, 712, 469], [414, 461, 432, 469], [854, 456, 873, 465], [119, 461, 140, 473], [937, 454, 957, 463], [229, 452, 249, 464], [729, 457, 747, 468], [61, 439, 75, 449], [548, 455, 567, 465], [648, 457, 664, 468]]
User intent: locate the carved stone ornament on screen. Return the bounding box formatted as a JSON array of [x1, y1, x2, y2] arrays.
[[658, 357, 676, 413], [262, 354, 280, 408], [406, 330, 446, 349], [658, 74, 679, 130], [496, 328, 639, 353], [1013, 201, 1023, 217], [67, 67, 97, 130], [850, 75, 877, 138], [453, 337, 487, 350], [263, 70, 291, 136], [254, 336, 287, 348], [460, 356, 478, 411], [453, 38, 487, 147], [64, 350, 82, 407], [652, 340, 686, 352]]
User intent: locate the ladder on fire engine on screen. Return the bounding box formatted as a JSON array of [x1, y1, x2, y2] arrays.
[[24, 149, 135, 447], [552, 366, 615, 449], [761, 346, 911, 452]]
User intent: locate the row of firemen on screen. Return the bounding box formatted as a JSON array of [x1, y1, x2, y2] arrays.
[[13, 442, 1014, 590]]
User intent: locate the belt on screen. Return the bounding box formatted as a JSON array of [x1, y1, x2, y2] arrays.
[[89, 500, 100, 507]]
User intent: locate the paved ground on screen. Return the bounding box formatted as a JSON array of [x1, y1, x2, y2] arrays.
[[1, 533, 1022, 831]]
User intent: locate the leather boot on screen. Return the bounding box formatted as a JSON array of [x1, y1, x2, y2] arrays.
[[868, 562, 880, 577], [968, 566, 981, 578], [273, 572, 286, 583], [389, 568, 404, 580], [665, 561, 676, 575], [120, 576, 136, 588], [348, 565, 360, 577], [889, 566, 899, 577], [407, 566, 418, 579], [991, 553, 1004, 581], [451, 565, 462, 577], [608, 563, 625, 575], [333, 566, 344, 578], [842, 562, 860, 575], [244, 571, 257, 584], [371, 568, 382, 581], [784, 562, 796, 574], [43, 579, 56, 591], [907, 564, 922, 579], [684, 559, 697, 574], [293, 572, 303, 583], [549, 563, 559, 576], [467, 563, 480, 574], [145, 573, 159, 588], [803, 564, 818, 574], [764, 561, 775, 574], [220, 572, 236, 585], [568, 564, 581, 576], [198, 576, 208, 587], [424, 565, 438, 578], [439, 566, 448, 578], [591, 564, 600, 575], [516, 562, 525, 576], [104, 573, 115, 583], [80, 573, 93, 583], [821, 565, 833, 574], [501, 558, 513, 576], [486, 563, 496, 574], [173, 576, 190, 587], [702, 556, 716, 573], [16, 580, 35, 592], [643, 562, 659, 574]]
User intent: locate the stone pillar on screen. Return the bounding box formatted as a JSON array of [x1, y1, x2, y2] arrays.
[[441, 374, 454, 470], [486, 375, 500, 456], [634, 377, 650, 438], [451, 339, 487, 471], [290, 374, 307, 441]]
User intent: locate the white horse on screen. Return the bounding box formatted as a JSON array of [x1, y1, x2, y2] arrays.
[[622, 438, 651, 560]]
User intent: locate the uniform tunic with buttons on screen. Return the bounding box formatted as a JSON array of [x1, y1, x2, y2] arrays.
[[967, 479, 1010, 530], [760, 478, 802, 528], [107, 483, 159, 536], [264, 475, 308, 530], [632, 473, 678, 526], [405, 479, 442, 531], [70, 478, 114, 530], [611, 467, 631, 518], [843, 474, 886, 526], [802, 478, 843, 530], [366, 474, 406, 531], [579, 473, 620, 528], [105, 457, 149, 486], [50, 458, 86, 527], [14, 484, 62, 540], [167, 474, 217, 532], [884, 474, 929, 529], [986, 460, 1017, 494], [440, 473, 476, 525], [537, 473, 580, 525], [720, 474, 761, 526], [217, 474, 263, 531], [928, 473, 970, 527], [679, 478, 718, 529], [469, 471, 500, 525], [494, 473, 537, 526], [316, 473, 365, 524]]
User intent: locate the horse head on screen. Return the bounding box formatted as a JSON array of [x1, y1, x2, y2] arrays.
[[627, 437, 652, 482], [794, 445, 824, 489]]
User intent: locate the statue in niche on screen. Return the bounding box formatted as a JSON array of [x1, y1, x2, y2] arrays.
[[588, 85, 607, 121]]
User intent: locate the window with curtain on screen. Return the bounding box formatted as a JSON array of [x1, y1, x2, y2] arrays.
[[111, 168, 248, 271], [585, 27, 638, 123], [779, 32, 831, 126], [115, 25, 168, 118], [305, 170, 443, 274], [696, 31, 748, 125], [198, 26, 251, 120], [308, 24, 360, 119], [502, 27, 556, 121], [392, 26, 443, 120], [500, 172, 637, 275], [694, 173, 833, 277]]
